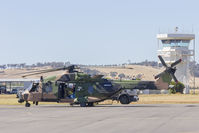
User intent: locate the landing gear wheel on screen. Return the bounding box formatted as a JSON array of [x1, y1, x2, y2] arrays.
[[119, 95, 130, 104], [80, 102, 86, 107], [87, 102, 94, 107], [25, 102, 31, 107], [35, 102, 38, 106]]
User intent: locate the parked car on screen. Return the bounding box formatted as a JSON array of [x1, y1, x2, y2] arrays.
[[11, 89, 18, 94], [0, 86, 6, 94]]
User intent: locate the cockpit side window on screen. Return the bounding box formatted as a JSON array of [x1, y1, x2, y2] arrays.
[[30, 83, 39, 92]]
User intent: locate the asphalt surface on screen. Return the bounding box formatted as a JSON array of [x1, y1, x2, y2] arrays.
[[0, 104, 199, 133]]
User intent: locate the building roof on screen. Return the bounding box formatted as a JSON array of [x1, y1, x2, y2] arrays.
[[0, 79, 39, 82], [157, 33, 195, 40]]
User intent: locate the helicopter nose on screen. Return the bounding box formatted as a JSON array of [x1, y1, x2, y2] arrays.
[[18, 99, 24, 103], [17, 91, 25, 103]]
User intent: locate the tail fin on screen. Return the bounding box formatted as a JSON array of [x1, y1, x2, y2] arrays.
[[155, 71, 172, 90]]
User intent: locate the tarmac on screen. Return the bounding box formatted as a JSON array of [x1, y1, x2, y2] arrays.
[[1, 104, 199, 133]]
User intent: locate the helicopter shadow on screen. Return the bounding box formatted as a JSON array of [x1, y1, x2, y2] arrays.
[[37, 104, 171, 108], [92, 104, 171, 108]]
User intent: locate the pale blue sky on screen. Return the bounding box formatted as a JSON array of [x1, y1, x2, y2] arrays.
[[0, 0, 198, 65]]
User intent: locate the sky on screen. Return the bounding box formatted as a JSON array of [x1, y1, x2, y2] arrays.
[[0, 0, 198, 65]]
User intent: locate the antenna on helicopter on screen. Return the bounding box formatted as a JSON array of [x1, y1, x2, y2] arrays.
[[40, 76, 44, 82]]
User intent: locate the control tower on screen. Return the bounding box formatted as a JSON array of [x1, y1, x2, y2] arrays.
[[157, 29, 195, 93]]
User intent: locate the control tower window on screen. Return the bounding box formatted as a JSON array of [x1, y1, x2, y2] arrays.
[[162, 40, 190, 47]]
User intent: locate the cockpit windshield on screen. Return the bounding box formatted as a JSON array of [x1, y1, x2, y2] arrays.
[[29, 83, 39, 92]]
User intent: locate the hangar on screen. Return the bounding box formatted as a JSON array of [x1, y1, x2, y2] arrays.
[[0, 79, 39, 94]]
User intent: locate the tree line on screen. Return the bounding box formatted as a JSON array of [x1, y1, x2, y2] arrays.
[[0, 62, 71, 69]]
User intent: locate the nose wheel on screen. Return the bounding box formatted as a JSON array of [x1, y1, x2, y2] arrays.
[[25, 102, 31, 107]]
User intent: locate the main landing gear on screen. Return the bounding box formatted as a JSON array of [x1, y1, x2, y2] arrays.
[[25, 101, 39, 107], [25, 102, 31, 107], [119, 95, 130, 104], [33, 101, 39, 106]]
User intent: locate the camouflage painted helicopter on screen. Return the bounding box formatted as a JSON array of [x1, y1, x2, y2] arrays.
[[18, 56, 182, 107]]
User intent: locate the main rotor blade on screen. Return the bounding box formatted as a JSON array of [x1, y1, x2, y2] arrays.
[[22, 71, 53, 78], [171, 59, 182, 67], [12, 69, 53, 76], [86, 66, 133, 70], [22, 68, 64, 77], [22, 66, 74, 77], [158, 55, 167, 68]]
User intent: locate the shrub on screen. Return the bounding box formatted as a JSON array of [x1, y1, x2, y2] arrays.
[[169, 81, 185, 94]]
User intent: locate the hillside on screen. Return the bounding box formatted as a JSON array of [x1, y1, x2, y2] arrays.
[[0, 65, 198, 87]]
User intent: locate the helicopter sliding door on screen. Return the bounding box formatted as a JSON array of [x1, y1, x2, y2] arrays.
[[58, 83, 65, 99], [41, 81, 57, 101]]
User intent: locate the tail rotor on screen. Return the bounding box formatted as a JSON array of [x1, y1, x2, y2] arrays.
[[155, 55, 182, 83]]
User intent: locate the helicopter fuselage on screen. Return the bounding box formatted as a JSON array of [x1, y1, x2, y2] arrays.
[[18, 78, 140, 107]]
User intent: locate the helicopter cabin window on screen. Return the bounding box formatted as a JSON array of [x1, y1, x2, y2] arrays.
[[68, 83, 75, 89], [65, 83, 76, 99], [44, 81, 53, 93]]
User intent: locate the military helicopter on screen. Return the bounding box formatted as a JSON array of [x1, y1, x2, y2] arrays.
[[17, 55, 182, 107]]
